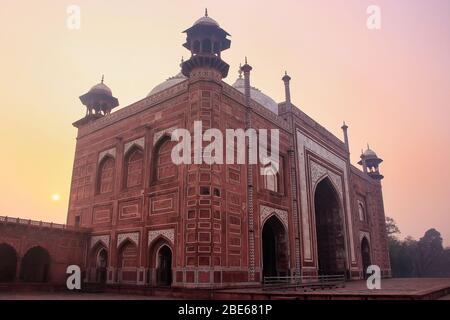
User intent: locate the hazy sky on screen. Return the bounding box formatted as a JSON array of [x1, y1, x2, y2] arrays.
[[0, 0, 449, 245]]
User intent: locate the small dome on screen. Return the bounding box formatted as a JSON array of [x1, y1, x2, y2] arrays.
[[89, 82, 112, 96], [232, 77, 279, 115], [363, 148, 378, 158], [147, 72, 187, 97], [194, 16, 220, 27]]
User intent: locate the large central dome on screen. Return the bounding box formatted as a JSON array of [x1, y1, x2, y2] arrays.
[[232, 77, 279, 115], [147, 72, 187, 97]]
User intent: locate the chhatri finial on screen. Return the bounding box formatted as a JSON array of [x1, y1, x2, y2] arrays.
[[101, 74, 104, 83], [238, 64, 243, 78], [205, 8, 208, 17], [245, 56, 248, 64], [367, 143, 370, 150]]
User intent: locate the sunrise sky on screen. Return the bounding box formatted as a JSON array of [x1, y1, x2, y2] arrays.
[[0, 0, 449, 245]]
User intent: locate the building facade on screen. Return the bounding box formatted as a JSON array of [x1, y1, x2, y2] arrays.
[[0, 12, 391, 289]]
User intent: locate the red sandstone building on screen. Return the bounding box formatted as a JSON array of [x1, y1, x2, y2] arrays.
[[0, 12, 390, 289]]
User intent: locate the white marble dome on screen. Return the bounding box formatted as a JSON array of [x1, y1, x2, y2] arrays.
[[147, 72, 187, 97], [232, 77, 279, 115]]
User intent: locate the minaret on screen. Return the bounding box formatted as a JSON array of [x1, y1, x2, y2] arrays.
[[282, 71, 292, 106], [181, 9, 231, 79], [75, 76, 119, 127], [241, 57, 253, 107], [358, 144, 384, 180], [341, 121, 349, 152]]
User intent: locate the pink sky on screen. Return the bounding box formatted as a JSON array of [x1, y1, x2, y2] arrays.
[[0, 0, 449, 245]]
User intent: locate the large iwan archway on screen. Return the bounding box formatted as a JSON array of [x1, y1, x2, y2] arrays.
[[261, 215, 289, 279], [0, 243, 17, 282], [314, 178, 346, 275]]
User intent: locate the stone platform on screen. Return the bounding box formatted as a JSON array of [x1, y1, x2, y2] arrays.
[[213, 278, 450, 300], [0, 278, 449, 300]]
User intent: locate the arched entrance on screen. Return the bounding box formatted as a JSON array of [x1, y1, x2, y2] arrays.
[[314, 178, 346, 276], [20, 246, 50, 282], [0, 243, 17, 282], [361, 237, 372, 279], [156, 245, 172, 286], [262, 215, 289, 279]]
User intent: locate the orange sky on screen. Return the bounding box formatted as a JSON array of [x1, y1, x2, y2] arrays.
[[0, 0, 449, 245]]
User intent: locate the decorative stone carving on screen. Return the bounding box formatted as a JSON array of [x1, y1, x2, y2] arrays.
[[124, 137, 145, 155], [117, 232, 139, 247], [360, 231, 371, 244], [90, 235, 110, 249], [260, 205, 288, 229], [98, 148, 116, 163], [148, 229, 174, 246], [153, 126, 178, 145]]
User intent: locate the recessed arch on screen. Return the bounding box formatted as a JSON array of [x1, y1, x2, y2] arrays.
[[361, 236, 372, 279], [0, 243, 18, 282], [261, 215, 289, 279], [313, 177, 346, 276], [20, 246, 50, 283], [97, 155, 115, 194], [89, 242, 108, 284], [151, 134, 178, 184], [148, 237, 173, 287], [123, 145, 144, 188], [117, 239, 138, 283]]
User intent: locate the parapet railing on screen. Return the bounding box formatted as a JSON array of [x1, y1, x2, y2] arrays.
[[262, 274, 346, 291], [0, 215, 90, 232]]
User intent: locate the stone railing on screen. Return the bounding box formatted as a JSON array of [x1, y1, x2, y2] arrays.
[[0, 216, 90, 232]]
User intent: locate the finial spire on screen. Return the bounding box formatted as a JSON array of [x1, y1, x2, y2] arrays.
[[367, 143, 370, 150], [205, 8, 208, 17], [245, 56, 248, 64], [238, 64, 243, 78], [101, 74, 104, 83]]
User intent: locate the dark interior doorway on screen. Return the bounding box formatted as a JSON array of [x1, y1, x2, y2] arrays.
[[0, 244, 17, 282], [361, 237, 372, 279], [156, 245, 172, 286], [20, 246, 50, 282], [314, 178, 346, 276], [262, 215, 289, 279]]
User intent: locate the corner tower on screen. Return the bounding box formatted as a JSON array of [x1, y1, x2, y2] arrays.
[[181, 9, 231, 79]]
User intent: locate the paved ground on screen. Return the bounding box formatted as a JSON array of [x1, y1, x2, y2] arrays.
[[215, 278, 450, 299], [0, 292, 177, 300]]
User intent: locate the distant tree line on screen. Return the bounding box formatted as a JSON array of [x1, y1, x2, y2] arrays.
[[386, 217, 450, 277]]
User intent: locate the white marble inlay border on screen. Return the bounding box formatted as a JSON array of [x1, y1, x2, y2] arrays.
[[296, 129, 356, 263], [260, 205, 288, 230]]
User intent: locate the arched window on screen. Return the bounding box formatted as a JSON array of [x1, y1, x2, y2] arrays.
[[202, 38, 212, 53], [97, 156, 115, 194], [358, 202, 366, 222], [262, 165, 279, 193], [153, 137, 177, 183], [193, 40, 200, 54], [124, 147, 144, 188]]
